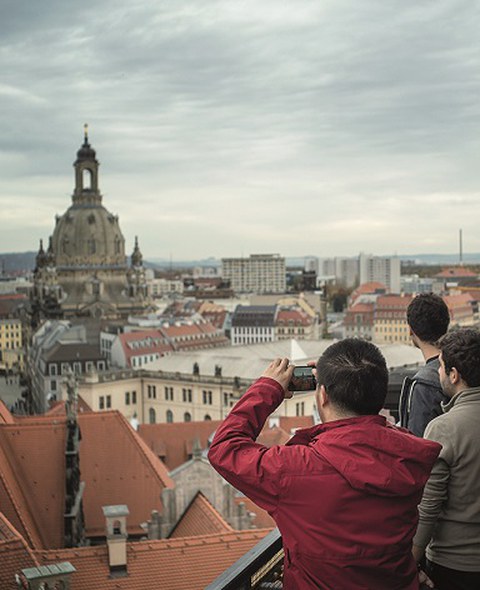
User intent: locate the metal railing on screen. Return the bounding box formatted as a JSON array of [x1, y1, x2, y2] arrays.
[[205, 528, 283, 590]]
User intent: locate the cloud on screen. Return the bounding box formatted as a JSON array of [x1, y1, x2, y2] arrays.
[[0, 0, 479, 259]]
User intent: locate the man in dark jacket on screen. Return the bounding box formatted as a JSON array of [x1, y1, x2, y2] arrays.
[[399, 293, 450, 436], [209, 339, 441, 589]]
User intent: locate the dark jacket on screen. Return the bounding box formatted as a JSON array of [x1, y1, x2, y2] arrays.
[[399, 357, 449, 437], [208, 377, 441, 590]]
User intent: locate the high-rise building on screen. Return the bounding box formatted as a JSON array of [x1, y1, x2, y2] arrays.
[[359, 253, 401, 293], [321, 257, 359, 288], [221, 254, 286, 294]]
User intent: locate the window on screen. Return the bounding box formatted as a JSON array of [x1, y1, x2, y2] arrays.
[[73, 362, 82, 374], [99, 396, 105, 410], [106, 395, 111, 409], [125, 392, 130, 405], [86, 361, 94, 372], [98, 361, 105, 371], [149, 408, 156, 424], [49, 364, 57, 376], [51, 380, 57, 391], [166, 409, 173, 423], [184, 412, 192, 422], [223, 392, 230, 406], [132, 391, 137, 404], [204, 414, 212, 421], [202, 390, 212, 405], [61, 363, 70, 375], [165, 386, 174, 401], [295, 402, 305, 416]]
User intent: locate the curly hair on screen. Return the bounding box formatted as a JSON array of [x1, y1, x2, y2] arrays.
[[439, 328, 480, 388], [406, 293, 450, 343]]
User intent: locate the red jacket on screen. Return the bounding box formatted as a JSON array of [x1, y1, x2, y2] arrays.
[[208, 377, 441, 590]]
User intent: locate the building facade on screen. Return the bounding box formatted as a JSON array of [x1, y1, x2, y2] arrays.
[[221, 254, 286, 294], [230, 305, 277, 346], [373, 295, 412, 345], [359, 253, 401, 294]]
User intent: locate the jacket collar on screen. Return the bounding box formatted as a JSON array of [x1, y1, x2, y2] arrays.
[[442, 386, 480, 413], [286, 414, 387, 447]]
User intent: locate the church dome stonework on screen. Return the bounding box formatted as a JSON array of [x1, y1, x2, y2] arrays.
[[32, 126, 150, 320]]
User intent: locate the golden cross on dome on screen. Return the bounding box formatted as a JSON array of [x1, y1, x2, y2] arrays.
[[84, 123, 89, 141]]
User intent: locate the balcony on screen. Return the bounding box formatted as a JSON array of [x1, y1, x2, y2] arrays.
[[205, 528, 284, 590]]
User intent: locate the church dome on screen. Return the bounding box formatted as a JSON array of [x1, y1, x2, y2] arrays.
[[51, 127, 127, 268], [52, 204, 126, 268], [76, 140, 96, 162]]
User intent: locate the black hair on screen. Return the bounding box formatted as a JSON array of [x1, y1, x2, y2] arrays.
[[439, 328, 480, 388], [406, 293, 450, 344], [316, 338, 388, 415]]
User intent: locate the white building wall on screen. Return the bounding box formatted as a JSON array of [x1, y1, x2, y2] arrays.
[[359, 254, 401, 293]]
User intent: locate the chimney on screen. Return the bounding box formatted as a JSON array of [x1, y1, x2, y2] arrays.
[[102, 505, 129, 576], [17, 562, 76, 590]]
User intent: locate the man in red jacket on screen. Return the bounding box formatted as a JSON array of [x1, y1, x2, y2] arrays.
[[208, 339, 441, 589]]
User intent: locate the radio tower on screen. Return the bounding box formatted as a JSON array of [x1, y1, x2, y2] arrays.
[[459, 229, 463, 267]]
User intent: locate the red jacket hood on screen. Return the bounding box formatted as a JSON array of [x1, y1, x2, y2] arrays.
[[287, 415, 441, 498]]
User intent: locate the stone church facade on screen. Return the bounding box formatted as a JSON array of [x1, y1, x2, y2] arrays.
[[32, 127, 151, 321]]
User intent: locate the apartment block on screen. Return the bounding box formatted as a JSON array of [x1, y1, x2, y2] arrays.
[[221, 254, 286, 294], [359, 254, 401, 293]]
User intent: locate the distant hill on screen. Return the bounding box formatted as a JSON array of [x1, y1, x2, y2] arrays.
[[2, 251, 480, 274], [0, 252, 36, 274]]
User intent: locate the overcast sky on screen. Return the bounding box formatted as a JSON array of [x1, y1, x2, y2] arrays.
[[1, 0, 479, 261]]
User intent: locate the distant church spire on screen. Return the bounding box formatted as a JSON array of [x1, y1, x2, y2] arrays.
[[131, 236, 143, 267], [83, 122, 89, 143]]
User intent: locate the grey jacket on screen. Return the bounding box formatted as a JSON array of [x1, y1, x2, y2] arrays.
[[398, 357, 448, 437], [413, 386, 480, 571]]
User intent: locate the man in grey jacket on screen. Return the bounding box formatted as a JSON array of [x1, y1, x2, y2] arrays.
[[413, 328, 480, 590], [399, 293, 450, 436]]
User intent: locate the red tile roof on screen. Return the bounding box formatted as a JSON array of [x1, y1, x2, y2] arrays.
[[0, 512, 38, 590], [435, 267, 477, 278], [169, 492, 233, 538], [45, 396, 92, 416], [351, 282, 387, 303], [375, 294, 413, 309], [118, 330, 173, 366], [276, 309, 312, 326], [0, 400, 14, 425], [77, 411, 174, 538], [0, 418, 67, 549], [0, 411, 174, 548], [35, 529, 272, 590], [139, 420, 222, 471], [349, 302, 375, 314]]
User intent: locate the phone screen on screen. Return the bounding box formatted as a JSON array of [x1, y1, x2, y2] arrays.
[[288, 366, 317, 392]]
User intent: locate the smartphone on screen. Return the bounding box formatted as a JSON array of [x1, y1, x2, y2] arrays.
[[288, 366, 317, 392]]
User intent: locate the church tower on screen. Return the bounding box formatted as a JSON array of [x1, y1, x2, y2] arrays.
[[32, 126, 151, 320]]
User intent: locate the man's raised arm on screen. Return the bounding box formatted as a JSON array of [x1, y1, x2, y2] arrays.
[[208, 358, 293, 513]]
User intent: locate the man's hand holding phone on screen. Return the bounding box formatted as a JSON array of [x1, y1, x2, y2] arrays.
[[262, 358, 295, 397]]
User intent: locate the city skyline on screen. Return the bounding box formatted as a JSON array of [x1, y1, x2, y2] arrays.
[[1, 1, 479, 259]]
